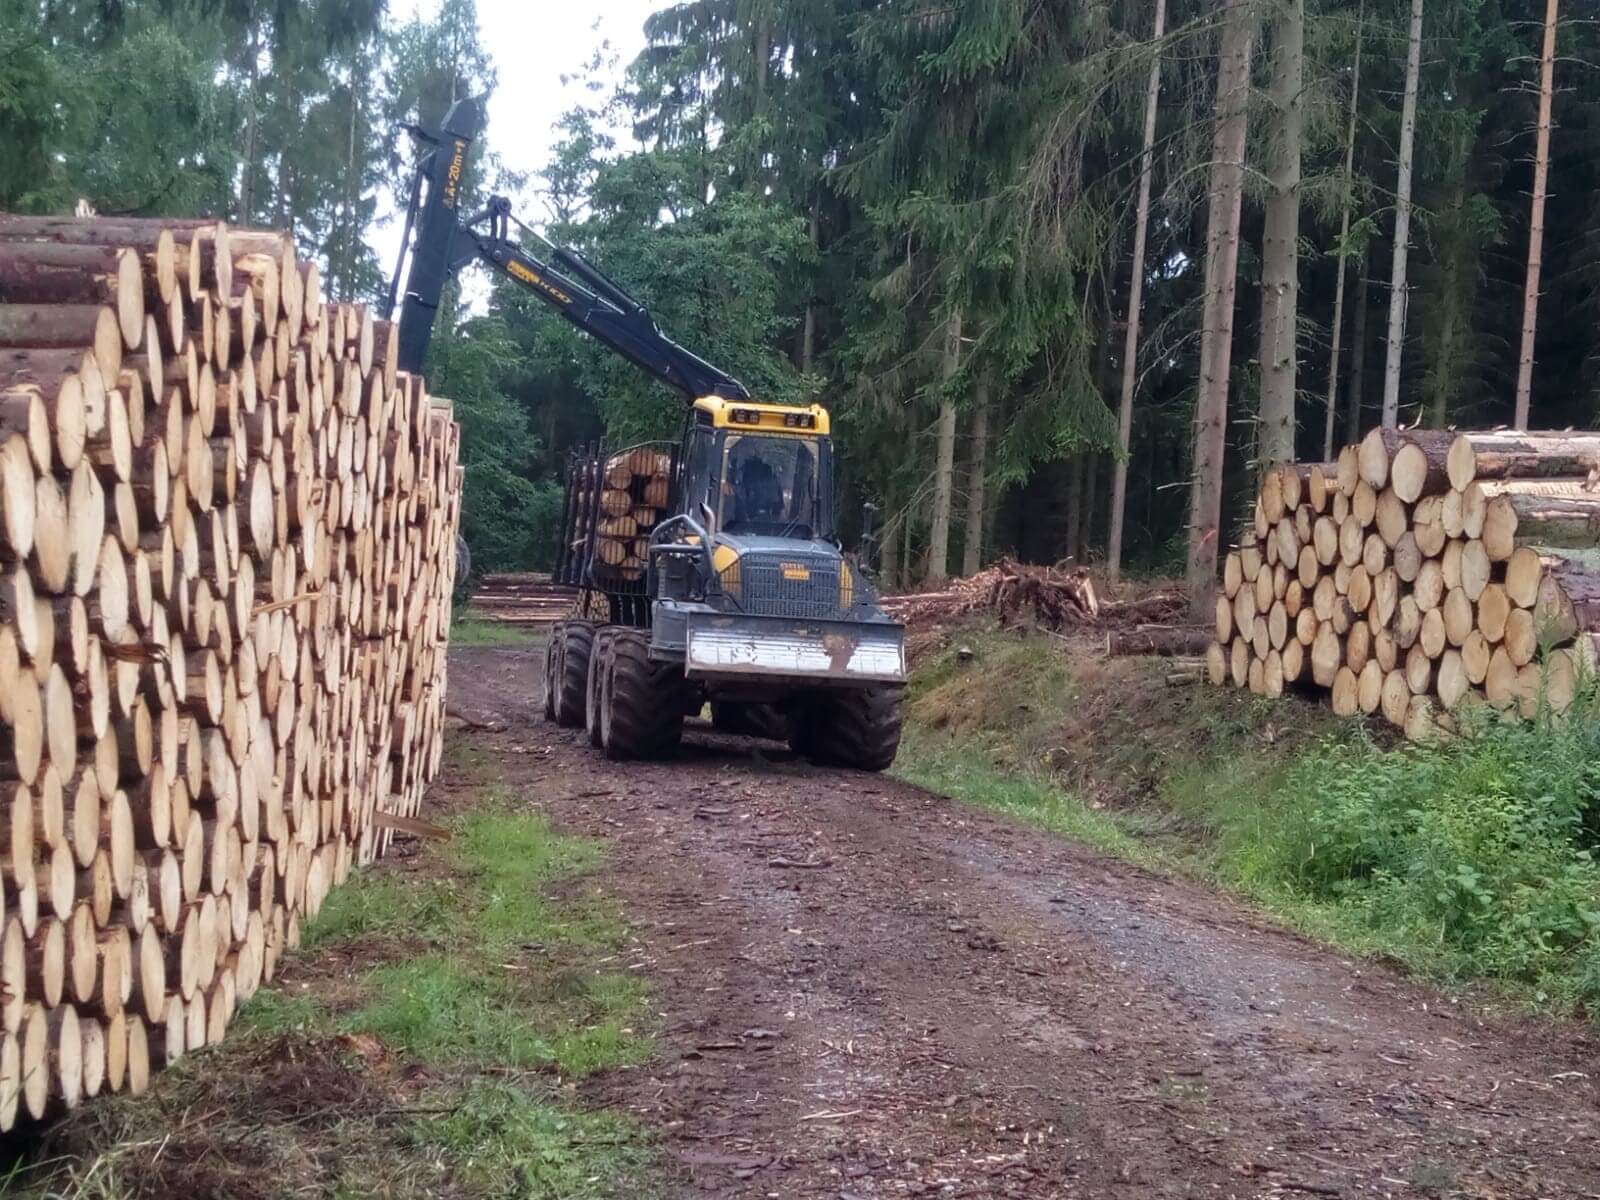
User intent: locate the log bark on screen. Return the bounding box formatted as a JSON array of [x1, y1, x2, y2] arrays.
[[0, 245, 144, 347], [1106, 627, 1213, 657], [1446, 432, 1600, 489]]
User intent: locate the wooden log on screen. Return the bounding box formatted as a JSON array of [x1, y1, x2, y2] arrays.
[[1534, 558, 1600, 644], [1380, 669, 1411, 727], [1357, 658, 1383, 714], [1467, 484, 1600, 550], [0, 215, 187, 303], [1105, 627, 1213, 657], [1358, 427, 1454, 493], [0, 305, 122, 382], [0, 243, 145, 346], [1447, 430, 1600, 489]]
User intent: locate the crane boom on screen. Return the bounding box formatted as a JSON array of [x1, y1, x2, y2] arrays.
[[384, 97, 751, 402]]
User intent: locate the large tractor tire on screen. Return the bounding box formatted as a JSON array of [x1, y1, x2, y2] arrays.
[[711, 702, 790, 742], [546, 621, 594, 728], [542, 637, 559, 719], [790, 687, 905, 772], [600, 630, 686, 760], [586, 628, 616, 748]]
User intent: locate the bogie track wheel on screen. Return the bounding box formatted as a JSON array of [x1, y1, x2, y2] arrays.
[[542, 633, 559, 720], [586, 628, 616, 748], [549, 621, 594, 728], [790, 687, 905, 772], [600, 630, 686, 760]]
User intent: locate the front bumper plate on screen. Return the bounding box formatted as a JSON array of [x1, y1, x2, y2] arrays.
[[684, 614, 905, 683]]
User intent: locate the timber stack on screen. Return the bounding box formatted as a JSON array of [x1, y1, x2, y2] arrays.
[[578, 446, 671, 583], [1208, 427, 1600, 741], [0, 213, 462, 1126]]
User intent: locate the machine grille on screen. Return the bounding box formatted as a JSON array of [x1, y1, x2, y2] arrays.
[[735, 555, 844, 620]]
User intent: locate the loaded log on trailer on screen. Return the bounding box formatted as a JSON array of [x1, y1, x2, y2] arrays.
[[388, 97, 907, 768], [0, 212, 462, 1126], [1208, 426, 1600, 739]]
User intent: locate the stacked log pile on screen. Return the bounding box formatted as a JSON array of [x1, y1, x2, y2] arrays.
[[569, 446, 670, 583], [0, 213, 462, 1126], [467, 573, 571, 627], [1207, 427, 1600, 740]]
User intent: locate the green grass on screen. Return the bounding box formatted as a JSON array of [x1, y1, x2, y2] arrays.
[[280, 794, 651, 1077], [896, 729, 1151, 861], [899, 623, 1600, 1015], [299, 872, 461, 950], [410, 1079, 655, 1199], [450, 611, 543, 646]]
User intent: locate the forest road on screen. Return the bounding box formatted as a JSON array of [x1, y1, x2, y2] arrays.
[[449, 642, 1600, 1199]]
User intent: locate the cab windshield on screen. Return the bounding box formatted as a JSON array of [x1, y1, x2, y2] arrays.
[[720, 433, 822, 539]]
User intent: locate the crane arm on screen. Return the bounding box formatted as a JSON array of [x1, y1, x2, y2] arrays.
[[385, 97, 750, 403]]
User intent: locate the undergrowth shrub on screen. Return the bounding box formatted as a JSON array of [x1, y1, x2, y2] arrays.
[[1226, 690, 1600, 1000]]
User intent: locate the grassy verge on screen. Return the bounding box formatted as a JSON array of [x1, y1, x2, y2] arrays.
[[9, 744, 656, 1200], [898, 622, 1600, 1015], [450, 610, 541, 647]]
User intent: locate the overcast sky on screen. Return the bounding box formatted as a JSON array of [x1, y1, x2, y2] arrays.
[[473, 0, 665, 194], [375, 0, 666, 289]]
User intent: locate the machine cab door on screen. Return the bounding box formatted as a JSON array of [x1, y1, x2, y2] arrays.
[[682, 423, 720, 532]]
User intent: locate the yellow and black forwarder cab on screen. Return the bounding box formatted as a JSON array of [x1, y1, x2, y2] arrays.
[[387, 97, 905, 768]]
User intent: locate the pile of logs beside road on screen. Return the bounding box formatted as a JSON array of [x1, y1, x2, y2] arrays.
[[1208, 428, 1600, 740], [0, 213, 462, 1125]]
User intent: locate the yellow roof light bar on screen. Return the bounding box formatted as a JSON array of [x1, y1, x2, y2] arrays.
[[694, 396, 830, 435]]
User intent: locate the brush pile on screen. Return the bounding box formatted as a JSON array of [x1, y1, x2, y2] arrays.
[[886, 559, 1186, 633], [0, 213, 461, 1125], [1209, 428, 1600, 739]]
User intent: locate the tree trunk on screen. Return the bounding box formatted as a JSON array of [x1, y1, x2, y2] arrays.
[[902, 499, 917, 583], [1425, 124, 1473, 430], [1259, 0, 1304, 468], [799, 200, 818, 373], [1109, 0, 1167, 580], [1345, 269, 1370, 443], [1381, 0, 1425, 429], [338, 80, 360, 299], [750, 4, 772, 187], [962, 372, 989, 576], [1513, 0, 1559, 429], [925, 311, 961, 585], [1065, 455, 1084, 562], [1323, 0, 1365, 460], [1081, 454, 1100, 561], [880, 510, 900, 591], [1185, 0, 1255, 617], [239, 9, 260, 224]]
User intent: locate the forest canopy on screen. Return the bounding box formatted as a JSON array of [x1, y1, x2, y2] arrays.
[[5, 0, 1598, 593]]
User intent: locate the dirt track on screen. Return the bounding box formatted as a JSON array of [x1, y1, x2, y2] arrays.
[[450, 641, 1600, 1199]]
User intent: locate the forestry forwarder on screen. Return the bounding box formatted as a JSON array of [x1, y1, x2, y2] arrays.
[[385, 97, 906, 769]]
